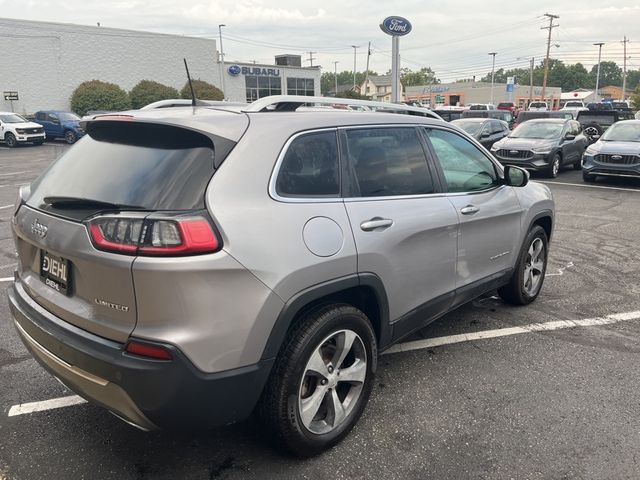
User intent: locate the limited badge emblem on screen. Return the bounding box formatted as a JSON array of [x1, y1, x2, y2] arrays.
[[95, 298, 130, 312]]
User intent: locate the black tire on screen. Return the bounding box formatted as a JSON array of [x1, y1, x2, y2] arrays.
[[498, 225, 548, 305], [4, 132, 17, 148], [582, 171, 596, 182], [547, 153, 561, 178], [259, 303, 377, 457], [33, 139, 44, 146], [64, 130, 77, 144], [573, 159, 582, 170]]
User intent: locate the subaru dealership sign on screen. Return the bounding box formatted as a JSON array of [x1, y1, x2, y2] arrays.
[[228, 65, 241, 76], [379, 16, 412, 36]]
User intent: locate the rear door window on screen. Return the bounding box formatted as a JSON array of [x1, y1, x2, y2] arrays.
[[344, 127, 435, 197], [275, 130, 339, 197], [28, 122, 221, 213]]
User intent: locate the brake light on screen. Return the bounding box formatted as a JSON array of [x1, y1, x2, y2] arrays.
[[88, 215, 220, 256], [125, 340, 173, 360]]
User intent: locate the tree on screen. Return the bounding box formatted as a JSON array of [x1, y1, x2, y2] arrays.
[[399, 67, 439, 87], [129, 80, 179, 109], [562, 63, 591, 91], [180, 79, 224, 100], [70, 80, 130, 116], [631, 85, 640, 110], [625, 70, 640, 91], [590, 61, 622, 88], [320, 71, 377, 94]]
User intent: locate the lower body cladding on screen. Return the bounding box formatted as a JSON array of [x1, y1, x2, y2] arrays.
[[7, 281, 274, 431], [493, 153, 553, 172], [582, 155, 640, 179]]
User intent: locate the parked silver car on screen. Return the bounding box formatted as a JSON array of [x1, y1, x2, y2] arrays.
[[7, 96, 554, 456], [582, 120, 640, 182]]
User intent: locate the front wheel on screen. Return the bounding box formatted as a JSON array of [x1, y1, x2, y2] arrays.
[[4, 133, 17, 148], [547, 153, 561, 178], [582, 171, 596, 182], [259, 304, 377, 457], [499, 225, 548, 305]]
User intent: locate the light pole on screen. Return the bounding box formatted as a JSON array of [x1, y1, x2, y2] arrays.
[[518, 56, 535, 107], [218, 24, 226, 99], [488, 52, 497, 105], [333, 61, 339, 97], [351, 45, 359, 89], [593, 42, 605, 101]]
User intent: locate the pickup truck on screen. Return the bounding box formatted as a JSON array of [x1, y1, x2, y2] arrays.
[[576, 109, 635, 142], [34, 110, 85, 144], [0, 112, 45, 147]]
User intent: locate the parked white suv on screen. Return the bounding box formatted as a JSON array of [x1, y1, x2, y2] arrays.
[[528, 102, 548, 112], [0, 112, 45, 147]]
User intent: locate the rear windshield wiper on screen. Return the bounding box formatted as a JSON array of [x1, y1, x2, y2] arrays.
[[43, 196, 146, 211]]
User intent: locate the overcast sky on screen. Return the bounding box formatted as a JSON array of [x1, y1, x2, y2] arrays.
[[2, 0, 638, 82]]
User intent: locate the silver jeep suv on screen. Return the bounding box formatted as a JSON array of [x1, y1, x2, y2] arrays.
[[8, 96, 554, 456]]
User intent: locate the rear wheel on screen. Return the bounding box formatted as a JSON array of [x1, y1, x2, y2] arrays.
[[582, 123, 603, 142], [64, 130, 77, 144], [582, 171, 596, 182], [4, 133, 17, 148], [259, 304, 377, 457], [499, 225, 548, 305]]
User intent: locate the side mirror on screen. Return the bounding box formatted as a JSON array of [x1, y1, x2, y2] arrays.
[[503, 165, 529, 187], [564, 133, 576, 140], [481, 132, 491, 138]]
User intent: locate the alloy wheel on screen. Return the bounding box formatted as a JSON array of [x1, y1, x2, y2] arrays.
[[523, 238, 545, 296], [298, 329, 367, 435]]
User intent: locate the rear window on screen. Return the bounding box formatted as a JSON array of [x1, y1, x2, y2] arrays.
[[28, 122, 221, 212], [577, 114, 616, 126]]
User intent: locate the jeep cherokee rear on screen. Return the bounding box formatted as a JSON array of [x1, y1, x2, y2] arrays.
[[8, 98, 554, 456]]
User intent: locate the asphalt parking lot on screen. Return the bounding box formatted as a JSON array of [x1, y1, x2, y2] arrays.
[[1, 142, 640, 480]]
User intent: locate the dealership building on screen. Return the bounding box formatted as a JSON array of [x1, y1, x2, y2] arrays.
[[0, 18, 321, 114], [405, 81, 563, 109]]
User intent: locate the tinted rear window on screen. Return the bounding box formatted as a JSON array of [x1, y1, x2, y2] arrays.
[[28, 122, 219, 212]]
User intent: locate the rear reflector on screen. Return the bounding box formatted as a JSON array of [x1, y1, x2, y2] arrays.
[[125, 341, 173, 360], [88, 214, 220, 256]]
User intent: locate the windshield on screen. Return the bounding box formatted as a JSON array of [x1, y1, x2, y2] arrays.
[[564, 102, 583, 107], [601, 123, 640, 142], [529, 103, 546, 108], [469, 105, 487, 110], [497, 103, 513, 108], [0, 114, 28, 123], [510, 122, 563, 139], [58, 113, 81, 121], [452, 121, 483, 135]]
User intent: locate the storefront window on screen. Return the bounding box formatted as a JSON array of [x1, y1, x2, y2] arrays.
[[246, 76, 282, 102], [287, 78, 315, 96]]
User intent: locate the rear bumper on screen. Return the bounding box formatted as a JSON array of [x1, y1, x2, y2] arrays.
[[7, 278, 273, 430]]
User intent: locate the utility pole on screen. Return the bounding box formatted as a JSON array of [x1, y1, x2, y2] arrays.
[[333, 61, 339, 97], [218, 24, 226, 100], [363, 41, 371, 97], [593, 42, 604, 101], [488, 52, 497, 105], [621, 36, 629, 100], [529, 57, 534, 106], [351, 45, 359, 89], [540, 13, 559, 104], [306, 51, 316, 67]]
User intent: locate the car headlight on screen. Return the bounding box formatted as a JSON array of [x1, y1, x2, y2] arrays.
[[490, 144, 500, 151], [532, 149, 552, 155], [584, 147, 597, 156], [16, 128, 26, 134]]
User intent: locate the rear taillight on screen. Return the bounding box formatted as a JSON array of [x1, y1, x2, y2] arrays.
[[88, 214, 220, 256]]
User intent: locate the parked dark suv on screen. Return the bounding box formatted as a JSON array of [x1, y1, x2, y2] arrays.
[[491, 118, 588, 177], [451, 118, 510, 149], [577, 109, 635, 142], [8, 95, 554, 456]]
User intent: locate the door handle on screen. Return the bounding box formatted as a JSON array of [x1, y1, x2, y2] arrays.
[[360, 217, 393, 231], [460, 205, 479, 215]]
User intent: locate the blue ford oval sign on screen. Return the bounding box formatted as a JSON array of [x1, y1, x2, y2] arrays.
[[228, 65, 241, 76], [380, 16, 412, 36]]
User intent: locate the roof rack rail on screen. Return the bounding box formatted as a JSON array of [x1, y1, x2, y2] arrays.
[[242, 95, 442, 119]]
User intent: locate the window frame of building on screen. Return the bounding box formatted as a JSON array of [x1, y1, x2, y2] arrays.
[[245, 75, 282, 102], [286, 77, 315, 96]]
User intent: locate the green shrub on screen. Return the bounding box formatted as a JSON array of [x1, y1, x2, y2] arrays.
[[631, 86, 640, 111], [180, 79, 224, 101], [129, 80, 180, 109], [70, 80, 130, 116]]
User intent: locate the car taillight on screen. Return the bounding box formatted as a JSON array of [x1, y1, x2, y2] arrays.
[[88, 215, 220, 256]]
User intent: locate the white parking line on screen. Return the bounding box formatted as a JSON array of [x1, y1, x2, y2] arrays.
[[0, 277, 12, 282], [0, 204, 15, 210], [538, 181, 640, 193], [8, 395, 87, 417], [0, 171, 33, 177], [384, 310, 640, 355], [7, 310, 640, 418]]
